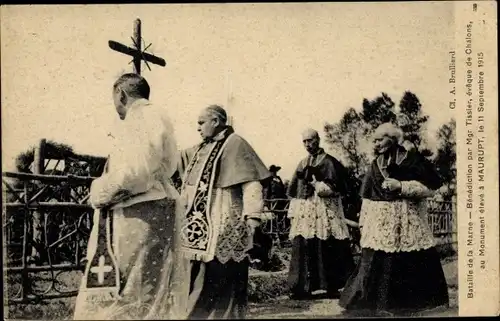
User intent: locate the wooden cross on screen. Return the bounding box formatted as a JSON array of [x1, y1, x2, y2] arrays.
[[108, 18, 166, 75], [226, 68, 234, 127]]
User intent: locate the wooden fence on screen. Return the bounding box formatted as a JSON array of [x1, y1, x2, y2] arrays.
[[2, 171, 456, 304], [3, 171, 94, 304]]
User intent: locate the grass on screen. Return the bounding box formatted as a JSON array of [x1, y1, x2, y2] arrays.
[[5, 251, 458, 320], [6, 298, 75, 321], [5, 271, 80, 320]]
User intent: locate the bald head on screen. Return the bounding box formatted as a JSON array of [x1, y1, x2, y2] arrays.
[[302, 128, 319, 141], [302, 128, 321, 155]]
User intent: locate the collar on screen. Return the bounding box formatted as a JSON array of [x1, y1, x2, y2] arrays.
[[308, 148, 325, 161], [311, 148, 325, 157], [304, 148, 326, 167], [126, 98, 150, 118], [204, 126, 235, 143], [376, 145, 408, 178], [213, 128, 229, 142]]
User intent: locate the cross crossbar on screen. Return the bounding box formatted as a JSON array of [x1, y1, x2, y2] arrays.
[[108, 18, 166, 75], [108, 41, 166, 67]]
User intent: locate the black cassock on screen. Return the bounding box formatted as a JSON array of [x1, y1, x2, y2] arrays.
[[286, 149, 355, 298], [339, 146, 449, 315]]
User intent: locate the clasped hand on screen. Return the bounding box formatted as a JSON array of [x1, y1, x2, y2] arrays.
[[381, 178, 402, 192], [309, 175, 335, 197], [247, 218, 261, 234]]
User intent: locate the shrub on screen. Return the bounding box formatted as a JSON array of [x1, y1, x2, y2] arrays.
[[248, 271, 289, 303]]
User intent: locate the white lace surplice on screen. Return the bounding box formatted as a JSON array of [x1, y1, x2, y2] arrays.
[[74, 99, 184, 320], [90, 98, 180, 209], [288, 194, 350, 241], [359, 180, 436, 253]]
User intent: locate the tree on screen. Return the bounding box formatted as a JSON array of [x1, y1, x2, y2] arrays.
[[434, 119, 456, 200], [398, 91, 432, 156], [360, 92, 397, 130], [325, 92, 399, 176], [324, 108, 366, 176], [283, 179, 290, 195]]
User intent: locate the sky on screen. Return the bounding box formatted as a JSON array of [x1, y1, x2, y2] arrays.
[[1, 3, 455, 180]]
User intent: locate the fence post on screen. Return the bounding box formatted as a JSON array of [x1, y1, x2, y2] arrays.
[[31, 139, 46, 262], [22, 181, 31, 299], [452, 195, 458, 252]]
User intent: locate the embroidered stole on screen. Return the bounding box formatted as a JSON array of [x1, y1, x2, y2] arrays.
[[179, 132, 233, 262], [79, 158, 121, 301]]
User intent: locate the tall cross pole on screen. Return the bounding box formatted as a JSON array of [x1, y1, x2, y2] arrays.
[[226, 68, 234, 127], [132, 19, 142, 74], [108, 18, 166, 75]]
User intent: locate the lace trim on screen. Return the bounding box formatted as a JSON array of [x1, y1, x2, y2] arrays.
[[215, 216, 253, 264], [401, 180, 435, 198], [359, 199, 435, 252], [288, 196, 350, 241], [212, 188, 254, 264]]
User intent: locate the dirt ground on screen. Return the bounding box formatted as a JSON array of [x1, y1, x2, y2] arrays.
[[247, 259, 458, 319], [247, 292, 458, 319]]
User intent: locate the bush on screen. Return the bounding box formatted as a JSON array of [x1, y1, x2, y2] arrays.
[[248, 245, 292, 302], [437, 243, 457, 261], [248, 271, 289, 303]]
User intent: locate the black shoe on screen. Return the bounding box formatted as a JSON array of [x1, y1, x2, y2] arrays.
[[340, 308, 373, 317], [376, 310, 395, 317], [326, 289, 340, 299]]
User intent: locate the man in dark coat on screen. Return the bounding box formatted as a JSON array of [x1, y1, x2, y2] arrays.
[[265, 165, 287, 200], [286, 128, 354, 299], [339, 122, 449, 316]]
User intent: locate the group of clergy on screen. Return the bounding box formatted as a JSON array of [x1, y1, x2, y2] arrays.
[[73, 73, 449, 320]]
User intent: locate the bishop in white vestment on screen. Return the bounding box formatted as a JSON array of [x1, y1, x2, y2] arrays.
[[74, 74, 182, 320]]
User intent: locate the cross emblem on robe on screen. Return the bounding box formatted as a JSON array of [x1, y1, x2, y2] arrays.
[[90, 255, 113, 284], [108, 18, 166, 75]]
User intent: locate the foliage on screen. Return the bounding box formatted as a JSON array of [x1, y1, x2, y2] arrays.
[[248, 271, 289, 303], [361, 92, 397, 130], [15, 147, 35, 173], [324, 92, 400, 221], [15, 140, 75, 174], [434, 119, 457, 200], [12, 140, 106, 178], [248, 246, 291, 302], [398, 91, 429, 148], [324, 93, 399, 177], [283, 179, 290, 194], [398, 91, 433, 156]]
